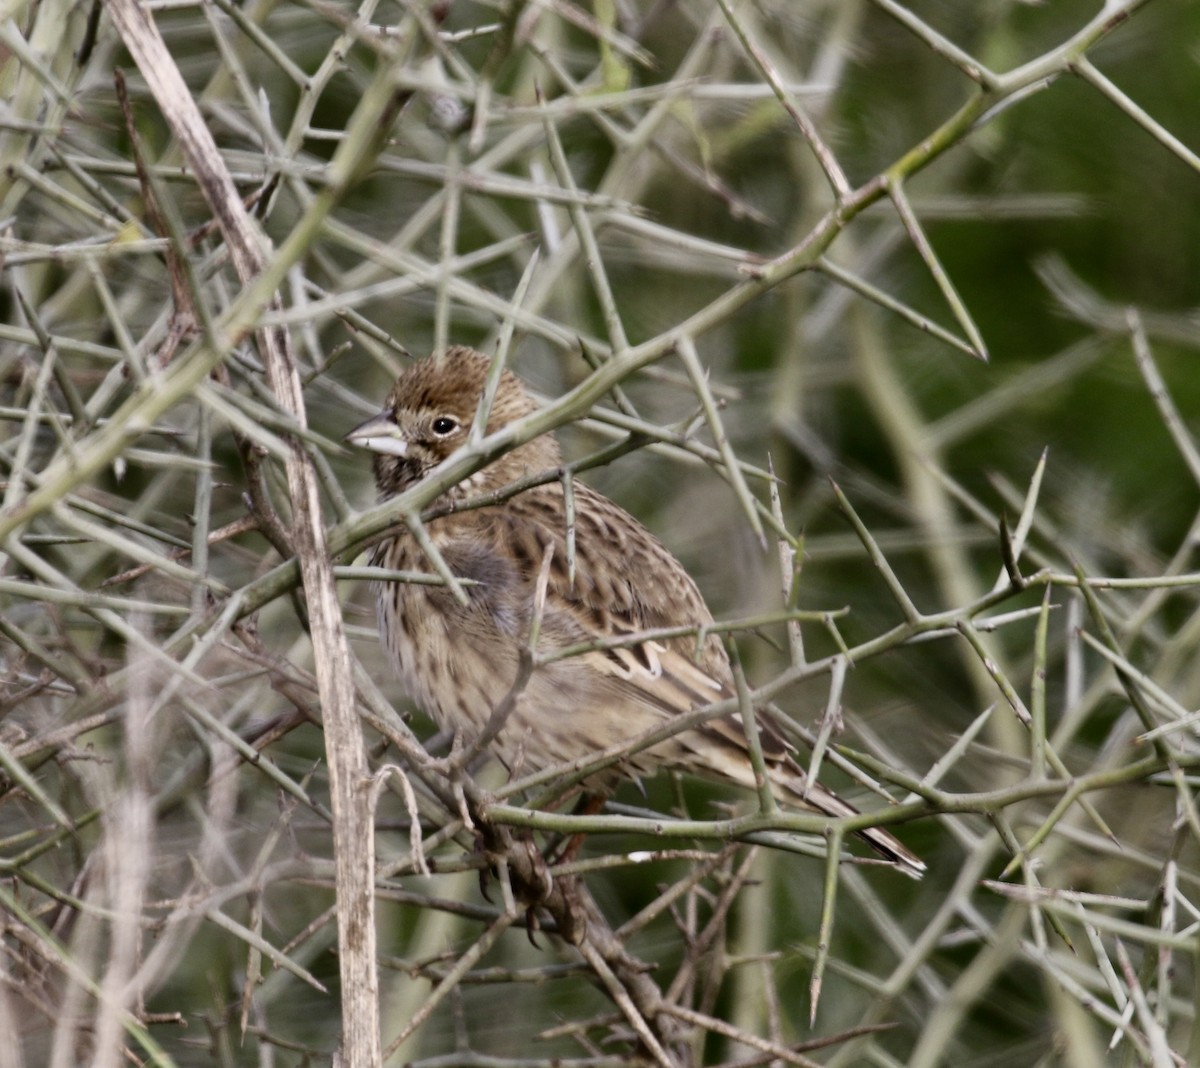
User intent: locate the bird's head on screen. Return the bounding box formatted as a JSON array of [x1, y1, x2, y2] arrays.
[[347, 346, 561, 500]]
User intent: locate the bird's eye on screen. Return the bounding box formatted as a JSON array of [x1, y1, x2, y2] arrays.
[[431, 416, 459, 436]]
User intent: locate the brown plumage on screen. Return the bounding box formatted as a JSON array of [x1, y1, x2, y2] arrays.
[[348, 346, 924, 878]]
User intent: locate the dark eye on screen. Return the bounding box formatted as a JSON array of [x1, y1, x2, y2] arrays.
[[431, 416, 459, 436]]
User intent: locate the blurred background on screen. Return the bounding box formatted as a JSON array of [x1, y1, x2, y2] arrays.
[[2, 0, 1199, 1064]]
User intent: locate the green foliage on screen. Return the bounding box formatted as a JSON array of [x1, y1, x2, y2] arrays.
[[1, 0, 1198, 1065]]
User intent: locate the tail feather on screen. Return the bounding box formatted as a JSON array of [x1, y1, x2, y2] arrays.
[[770, 765, 926, 879], [679, 723, 926, 878]]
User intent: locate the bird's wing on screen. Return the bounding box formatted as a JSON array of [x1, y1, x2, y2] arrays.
[[481, 483, 797, 760], [492, 482, 728, 679]]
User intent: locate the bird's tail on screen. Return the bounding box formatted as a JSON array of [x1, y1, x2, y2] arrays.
[[679, 725, 926, 878], [768, 764, 926, 879]]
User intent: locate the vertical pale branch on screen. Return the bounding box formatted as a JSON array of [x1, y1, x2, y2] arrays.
[[91, 630, 158, 1068], [98, 1, 402, 1061]]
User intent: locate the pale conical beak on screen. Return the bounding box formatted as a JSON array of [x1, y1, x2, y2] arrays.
[[345, 411, 410, 457]]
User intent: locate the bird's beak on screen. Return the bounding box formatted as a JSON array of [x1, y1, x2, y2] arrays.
[[345, 411, 410, 457]]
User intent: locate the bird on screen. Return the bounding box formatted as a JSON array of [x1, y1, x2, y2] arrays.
[[347, 346, 924, 878]]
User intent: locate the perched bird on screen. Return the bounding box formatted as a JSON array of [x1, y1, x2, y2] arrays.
[[348, 347, 924, 877]]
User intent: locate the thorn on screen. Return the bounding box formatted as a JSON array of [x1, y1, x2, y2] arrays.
[[999, 513, 1024, 589]]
